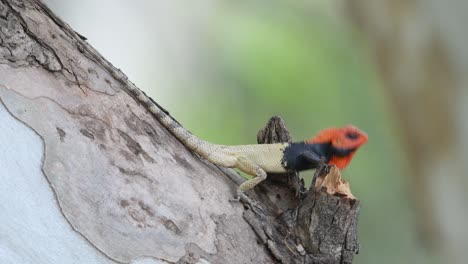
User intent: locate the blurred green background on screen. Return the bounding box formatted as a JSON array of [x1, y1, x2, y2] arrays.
[[46, 0, 468, 263]]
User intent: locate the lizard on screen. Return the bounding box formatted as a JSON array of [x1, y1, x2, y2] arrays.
[[127, 87, 368, 199]]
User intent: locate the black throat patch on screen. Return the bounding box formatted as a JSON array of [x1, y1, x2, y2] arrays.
[[281, 142, 333, 172]]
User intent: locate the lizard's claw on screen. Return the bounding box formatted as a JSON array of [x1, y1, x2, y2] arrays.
[[229, 196, 241, 203], [229, 191, 243, 203], [312, 162, 331, 187], [229, 192, 265, 215]]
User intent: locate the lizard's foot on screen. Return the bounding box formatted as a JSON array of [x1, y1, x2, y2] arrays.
[[312, 163, 331, 187], [229, 192, 250, 203], [229, 190, 250, 202], [229, 190, 241, 203], [233, 192, 265, 215], [229, 191, 266, 215]]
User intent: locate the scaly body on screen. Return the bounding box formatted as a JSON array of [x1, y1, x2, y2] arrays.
[[128, 87, 368, 197]]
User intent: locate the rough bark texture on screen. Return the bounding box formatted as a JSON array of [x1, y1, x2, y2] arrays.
[[0, 1, 360, 263]]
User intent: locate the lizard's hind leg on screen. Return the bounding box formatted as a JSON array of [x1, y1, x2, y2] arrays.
[[235, 157, 267, 197]]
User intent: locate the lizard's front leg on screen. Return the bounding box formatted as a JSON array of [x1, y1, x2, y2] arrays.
[[300, 152, 329, 185], [234, 157, 267, 200]]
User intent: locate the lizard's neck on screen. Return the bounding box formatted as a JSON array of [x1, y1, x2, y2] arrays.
[[282, 142, 333, 171]]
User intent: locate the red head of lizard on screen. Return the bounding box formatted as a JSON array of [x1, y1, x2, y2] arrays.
[[306, 125, 368, 170]]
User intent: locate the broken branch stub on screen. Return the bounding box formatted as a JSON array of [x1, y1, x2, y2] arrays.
[[314, 165, 356, 200], [255, 116, 305, 212]]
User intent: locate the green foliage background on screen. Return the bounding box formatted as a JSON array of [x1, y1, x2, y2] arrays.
[[172, 4, 436, 264]]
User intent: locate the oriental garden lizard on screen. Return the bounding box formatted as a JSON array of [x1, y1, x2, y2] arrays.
[[127, 87, 368, 199]]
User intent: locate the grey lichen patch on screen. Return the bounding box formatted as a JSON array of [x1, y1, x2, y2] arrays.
[[117, 166, 156, 182], [120, 199, 130, 208], [0, 2, 7, 17], [138, 200, 155, 217], [0, 3, 61, 71], [79, 128, 95, 140], [120, 197, 182, 234], [118, 129, 155, 163], [173, 155, 194, 171], [56, 127, 66, 142], [164, 219, 182, 235], [10, 0, 36, 10], [124, 114, 161, 147], [80, 119, 106, 141], [119, 149, 138, 163]]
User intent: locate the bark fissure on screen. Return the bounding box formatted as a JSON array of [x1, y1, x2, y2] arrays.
[[0, 0, 62, 71]]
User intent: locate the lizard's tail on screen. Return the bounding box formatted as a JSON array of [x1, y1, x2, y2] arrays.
[[128, 86, 218, 156]]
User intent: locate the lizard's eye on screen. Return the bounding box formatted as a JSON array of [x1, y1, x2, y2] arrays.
[[345, 132, 359, 140]]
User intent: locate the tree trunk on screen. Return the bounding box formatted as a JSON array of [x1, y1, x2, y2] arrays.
[[0, 1, 359, 263], [346, 1, 468, 262]]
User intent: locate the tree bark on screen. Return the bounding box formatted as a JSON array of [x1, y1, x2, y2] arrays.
[[0, 1, 359, 263]]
